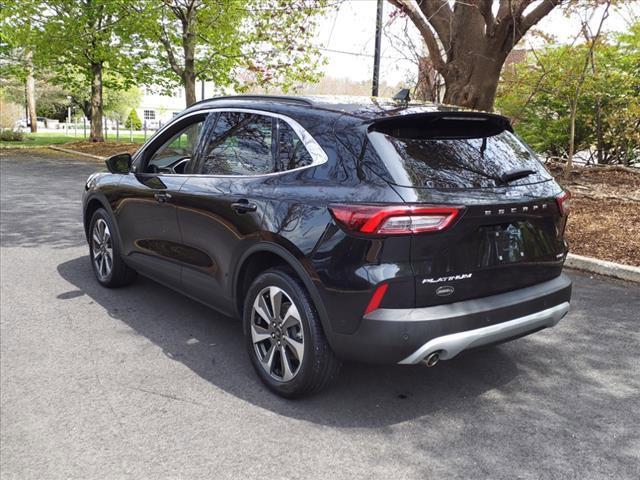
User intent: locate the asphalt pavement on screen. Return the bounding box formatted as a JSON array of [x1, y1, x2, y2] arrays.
[[1, 149, 639, 479]]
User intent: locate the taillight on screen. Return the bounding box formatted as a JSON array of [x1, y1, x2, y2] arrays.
[[328, 204, 461, 235], [556, 191, 571, 216]]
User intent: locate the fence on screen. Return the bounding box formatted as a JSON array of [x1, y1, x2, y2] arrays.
[[56, 116, 166, 142]]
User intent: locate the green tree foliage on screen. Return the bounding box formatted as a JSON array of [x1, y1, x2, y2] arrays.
[[35, 84, 70, 121], [104, 87, 142, 123], [496, 24, 640, 166], [1, 0, 147, 141], [0, 3, 41, 131], [0, 74, 70, 121], [124, 108, 142, 130], [137, 0, 329, 106], [0, 3, 38, 82]]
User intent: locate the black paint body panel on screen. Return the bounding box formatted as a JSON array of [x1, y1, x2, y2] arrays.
[[83, 96, 572, 363]]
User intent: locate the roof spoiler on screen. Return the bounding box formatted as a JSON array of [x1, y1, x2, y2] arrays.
[[369, 111, 512, 139]]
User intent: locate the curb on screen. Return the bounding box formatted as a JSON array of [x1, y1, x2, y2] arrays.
[[566, 253, 640, 283], [48, 146, 106, 161], [0, 144, 49, 150]]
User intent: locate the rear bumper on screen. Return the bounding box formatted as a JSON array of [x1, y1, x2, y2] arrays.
[[328, 273, 572, 364], [398, 301, 569, 364]]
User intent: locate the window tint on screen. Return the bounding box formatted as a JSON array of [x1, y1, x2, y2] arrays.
[[200, 112, 274, 175], [146, 120, 204, 174], [276, 121, 313, 171], [374, 129, 550, 189]]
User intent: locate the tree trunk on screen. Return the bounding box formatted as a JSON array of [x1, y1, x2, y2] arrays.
[[594, 100, 604, 164], [182, 32, 197, 107], [89, 62, 104, 142], [388, 0, 562, 111], [183, 71, 197, 107], [415, 56, 439, 102], [587, 37, 604, 165], [181, 7, 199, 108], [442, 56, 503, 111], [564, 101, 577, 179], [25, 51, 37, 133]]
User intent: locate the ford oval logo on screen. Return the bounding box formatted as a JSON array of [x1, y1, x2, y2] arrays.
[[436, 286, 455, 297]]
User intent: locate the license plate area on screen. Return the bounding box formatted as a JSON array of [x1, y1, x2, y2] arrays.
[[478, 221, 554, 266]]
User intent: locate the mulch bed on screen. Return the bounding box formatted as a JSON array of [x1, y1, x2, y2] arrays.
[[62, 141, 140, 158], [549, 164, 640, 267], [566, 197, 639, 266]]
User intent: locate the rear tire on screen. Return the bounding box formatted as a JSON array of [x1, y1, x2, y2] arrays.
[[88, 208, 137, 288], [243, 267, 341, 398]]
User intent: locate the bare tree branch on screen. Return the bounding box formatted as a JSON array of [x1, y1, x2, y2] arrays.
[[159, 20, 184, 77], [518, 0, 563, 39], [417, 0, 453, 53], [476, 0, 495, 36], [388, 0, 445, 71]]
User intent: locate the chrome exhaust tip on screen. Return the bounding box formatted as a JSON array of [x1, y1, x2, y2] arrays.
[[422, 351, 440, 367]]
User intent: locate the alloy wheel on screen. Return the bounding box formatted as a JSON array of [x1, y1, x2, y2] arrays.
[[92, 218, 113, 280], [251, 286, 305, 382]]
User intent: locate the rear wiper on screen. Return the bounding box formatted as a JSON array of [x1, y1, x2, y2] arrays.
[[500, 168, 536, 184]]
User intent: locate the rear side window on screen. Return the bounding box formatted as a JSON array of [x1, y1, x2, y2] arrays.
[[369, 115, 550, 189], [200, 112, 274, 175], [276, 121, 313, 171]]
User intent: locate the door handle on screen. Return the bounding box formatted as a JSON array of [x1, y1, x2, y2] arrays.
[[154, 192, 172, 203], [231, 199, 257, 213]]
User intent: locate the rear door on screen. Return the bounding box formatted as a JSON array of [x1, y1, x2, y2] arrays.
[[366, 112, 569, 306], [176, 111, 275, 313]]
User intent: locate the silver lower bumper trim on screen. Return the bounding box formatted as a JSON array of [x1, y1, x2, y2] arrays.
[[398, 302, 570, 365]]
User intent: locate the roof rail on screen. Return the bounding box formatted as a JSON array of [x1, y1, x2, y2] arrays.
[[190, 95, 314, 107]]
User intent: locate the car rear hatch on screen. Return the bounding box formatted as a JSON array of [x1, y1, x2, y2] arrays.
[[366, 111, 570, 307]]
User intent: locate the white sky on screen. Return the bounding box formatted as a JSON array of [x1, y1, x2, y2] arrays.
[[315, 0, 640, 85]]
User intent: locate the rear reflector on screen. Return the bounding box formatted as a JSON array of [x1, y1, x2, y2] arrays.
[[556, 191, 571, 216], [364, 283, 388, 315], [329, 204, 461, 235]]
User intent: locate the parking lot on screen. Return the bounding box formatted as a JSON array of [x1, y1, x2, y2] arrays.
[[1, 150, 639, 479]]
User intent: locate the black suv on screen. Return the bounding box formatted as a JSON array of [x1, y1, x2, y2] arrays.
[[83, 95, 572, 397]]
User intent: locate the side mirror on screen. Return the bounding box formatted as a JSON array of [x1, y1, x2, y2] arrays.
[[105, 153, 132, 174]]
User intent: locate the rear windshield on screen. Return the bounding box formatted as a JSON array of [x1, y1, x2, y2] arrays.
[[368, 116, 550, 189]]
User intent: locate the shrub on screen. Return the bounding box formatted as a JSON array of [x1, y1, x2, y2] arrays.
[[0, 129, 24, 141], [124, 109, 142, 130]]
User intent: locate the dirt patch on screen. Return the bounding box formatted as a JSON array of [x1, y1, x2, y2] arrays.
[[62, 141, 140, 158], [549, 164, 640, 266]]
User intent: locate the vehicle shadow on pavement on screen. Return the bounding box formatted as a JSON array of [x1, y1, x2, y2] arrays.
[[57, 255, 520, 427]]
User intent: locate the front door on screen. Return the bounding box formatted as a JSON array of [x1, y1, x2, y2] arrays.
[[116, 114, 208, 288]]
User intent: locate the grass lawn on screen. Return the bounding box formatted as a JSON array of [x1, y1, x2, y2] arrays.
[[1, 131, 149, 148]]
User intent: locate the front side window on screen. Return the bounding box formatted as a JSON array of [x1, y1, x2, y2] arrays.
[[200, 112, 274, 176], [145, 119, 205, 174], [276, 121, 313, 172]]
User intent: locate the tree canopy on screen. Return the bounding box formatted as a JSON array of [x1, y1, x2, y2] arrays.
[[137, 0, 328, 106], [496, 22, 640, 166], [0, 0, 328, 140]]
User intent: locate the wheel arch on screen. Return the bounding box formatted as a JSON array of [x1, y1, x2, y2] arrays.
[[233, 243, 333, 341], [83, 194, 118, 243]]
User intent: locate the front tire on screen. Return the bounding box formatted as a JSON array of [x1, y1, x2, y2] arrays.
[[243, 268, 341, 398], [88, 208, 136, 288]]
